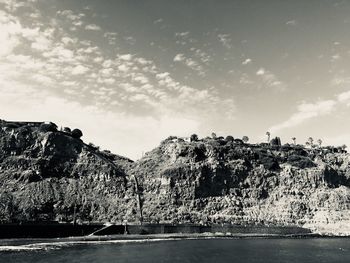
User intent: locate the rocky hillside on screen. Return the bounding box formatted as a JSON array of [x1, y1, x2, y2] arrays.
[[132, 136, 350, 235], [0, 120, 138, 223], [1, 120, 350, 235]]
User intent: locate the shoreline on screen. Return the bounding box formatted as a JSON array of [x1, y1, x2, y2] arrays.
[[0, 222, 349, 240], [0, 233, 348, 245], [0, 232, 349, 252]]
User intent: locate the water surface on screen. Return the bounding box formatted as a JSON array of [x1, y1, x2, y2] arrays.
[[0, 238, 349, 263]]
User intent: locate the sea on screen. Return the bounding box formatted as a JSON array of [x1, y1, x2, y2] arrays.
[[0, 237, 350, 263]]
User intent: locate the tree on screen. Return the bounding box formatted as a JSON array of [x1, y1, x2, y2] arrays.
[[242, 136, 249, 143], [63, 127, 71, 133], [211, 132, 217, 139], [292, 137, 296, 145], [317, 139, 322, 147], [190, 134, 198, 142], [270, 137, 281, 146], [40, 122, 58, 132], [266, 131, 270, 143], [71, 129, 83, 139], [341, 144, 347, 152], [307, 137, 314, 147], [225, 135, 234, 142]]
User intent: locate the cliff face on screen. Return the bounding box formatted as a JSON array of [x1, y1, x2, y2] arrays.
[[0, 121, 138, 223], [1, 121, 350, 235], [131, 137, 350, 235]]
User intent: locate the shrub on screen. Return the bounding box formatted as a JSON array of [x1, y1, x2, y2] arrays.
[[40, 122, 58, 132], [242, 136, 249, 143], [63, 127, 71, 133], [71, 129, 83, 139], [287, 155, 316, 169], [225, 135, 234, 142], [190, 134, 198, 142]]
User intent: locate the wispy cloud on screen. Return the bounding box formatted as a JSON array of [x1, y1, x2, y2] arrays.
[[269, 100, 337, 133], [85, 24, 101, 31], [242, 58, 252, 65], [218, 34, 232, 49], [173, 53, 205, 75], [256, 67, 286, 91], [269, 90, 350, 134], [153, 18, 163, 24], [286, 20, 297, 26]]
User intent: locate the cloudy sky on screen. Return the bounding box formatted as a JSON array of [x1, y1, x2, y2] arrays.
[[1, 0, 350, 159]]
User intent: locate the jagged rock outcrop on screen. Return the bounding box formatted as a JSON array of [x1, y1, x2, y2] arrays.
[[131, 137, 350, 235], [0, 121, 137, 223], [1, 120, 350, 235]]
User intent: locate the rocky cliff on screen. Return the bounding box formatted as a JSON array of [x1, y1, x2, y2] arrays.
[[1, 120, 350, 235], [0, 120, 138, 223], [132, 137, 350, 235]]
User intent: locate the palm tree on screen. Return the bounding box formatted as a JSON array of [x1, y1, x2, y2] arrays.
[[266, 131, 270, 143], [292, 137, 296, 145], [242, 136, 249, 143], [317, 139, 322, 147]]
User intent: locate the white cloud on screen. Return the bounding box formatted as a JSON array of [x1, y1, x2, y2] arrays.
[[32, 74, 54, 85], [71, 64, 89, 75], [256, 68, 265, 75], [331, 54, 341, 62], [103, 32, 117, 44], [242, 58, 252, 65], [337, 91, 350, 105], [218, 34, 232, 49], [286, 20, 297, 26], [118, 64, 129, 72], [153, 18, 163, 24], [0, 82, 200, 159], [156, 72, 170, 79], [256, 67, 285, 90], [57, 10, 85, 21], [173, 53, 204, 75], [133, 75, 149, 84], [192, 48, 211, 64], [174, 53, 185, 62], [31, 35, 52, 51], [331, 76, 350, 86], [175, 31, 189, 37], [85, 24, 101, 31], [269, 100, 337, 133], [119, 54, 132, 61], [0, 4, 237, 159]]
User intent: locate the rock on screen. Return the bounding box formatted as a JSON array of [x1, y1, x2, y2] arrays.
[[1, 120, 350, 235]]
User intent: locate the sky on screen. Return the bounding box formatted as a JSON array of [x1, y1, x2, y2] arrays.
[[1, 0, 350, 160]]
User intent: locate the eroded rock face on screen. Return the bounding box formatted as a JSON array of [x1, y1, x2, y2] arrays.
[[132, 138, 350, 234], [1, 122, 350, 235], [0, 122, 137, 223]]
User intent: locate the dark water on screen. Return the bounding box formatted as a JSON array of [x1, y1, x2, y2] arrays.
[[0, 238, 350, 263]]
